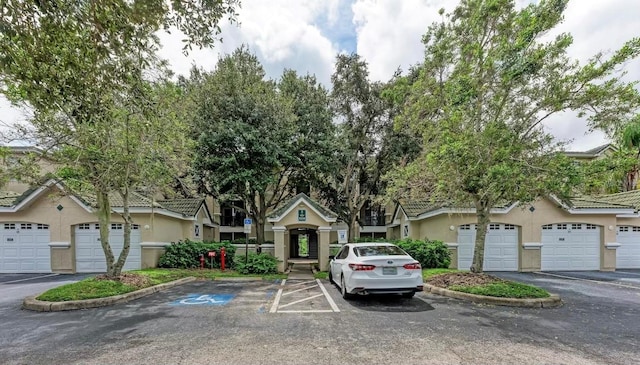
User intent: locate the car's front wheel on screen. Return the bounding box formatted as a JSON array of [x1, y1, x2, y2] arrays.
[[402, 292, 415, 299], [328, 269, 334, 284], [341, 275, 353, 300]]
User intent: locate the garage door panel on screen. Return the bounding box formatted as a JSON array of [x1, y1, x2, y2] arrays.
[[75, 224, 141, 273], [616, 227, 640, 268], [457, 224, 519, 271], [0, 223, 51, 273], [541, 224, 600, 271]]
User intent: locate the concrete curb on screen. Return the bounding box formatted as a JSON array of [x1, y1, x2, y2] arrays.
[[22, 277, 197, 312], [424, 284, 562, 308]]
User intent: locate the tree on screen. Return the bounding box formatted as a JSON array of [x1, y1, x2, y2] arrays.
[[386, 0, 640, 272], [0, 0, 238, 277], [328, 54, 388, 241], [193, 48, 297, 245]]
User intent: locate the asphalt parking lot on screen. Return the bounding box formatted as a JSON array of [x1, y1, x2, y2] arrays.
[[1, 272, 639, 365]]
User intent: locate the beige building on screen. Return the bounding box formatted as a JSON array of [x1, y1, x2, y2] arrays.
[[2, 144, 640, 273], [0, 179, 214, 273], [388, 193, 640, 272]]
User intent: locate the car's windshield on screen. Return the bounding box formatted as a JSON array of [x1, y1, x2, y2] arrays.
[[353, 245, 407, 257]]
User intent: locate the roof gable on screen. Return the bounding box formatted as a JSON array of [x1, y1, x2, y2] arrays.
[[267, 193, 337, 223]]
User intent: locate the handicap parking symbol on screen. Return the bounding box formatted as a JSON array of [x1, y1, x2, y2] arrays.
[[171, 294, 235, 306]]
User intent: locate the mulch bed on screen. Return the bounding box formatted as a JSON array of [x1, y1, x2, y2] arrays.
[[95, 273, 151, 288], [427, 272, 504, 288]]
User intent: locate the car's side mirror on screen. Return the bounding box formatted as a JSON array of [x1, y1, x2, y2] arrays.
[[328, 255, 335, 260]]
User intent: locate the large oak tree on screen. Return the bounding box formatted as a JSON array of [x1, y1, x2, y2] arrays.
[[387, 0, 640, 272]]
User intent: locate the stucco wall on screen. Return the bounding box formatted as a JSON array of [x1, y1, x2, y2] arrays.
[[408, 198, 620, 271]]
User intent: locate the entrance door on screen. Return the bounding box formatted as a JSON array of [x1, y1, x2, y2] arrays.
[[308, 232, 318, 259]]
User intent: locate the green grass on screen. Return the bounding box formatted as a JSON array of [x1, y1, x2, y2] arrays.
[[314, 271, 328, 279], [422, 268, 461, 279], [37, 268, 287, 302], [37, 278, 139, 302], [449, 281, 550, 299]]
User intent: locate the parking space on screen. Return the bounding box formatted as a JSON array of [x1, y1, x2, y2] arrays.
[[2, 273, 640, 364], [536, 270, 640, 289], [269, 279, 339, 313]]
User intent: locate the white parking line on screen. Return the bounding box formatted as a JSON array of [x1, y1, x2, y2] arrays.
[[1, 274, 59, 284], [278, 293, 324, 309], [534, 272, 640, 290], [269, 278, 340, 313], [282, 284, 318, 296], [317, 279, 340, 312], [269, 279, 286, 313]]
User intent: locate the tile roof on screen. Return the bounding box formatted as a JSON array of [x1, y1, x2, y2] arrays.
[[78, 191, 161, 209], [397, 199, 514, 217], [586, 190, 640, 210], [564, 143, 615, 158], [568, 197, 634, 210], [0, 191, 21, 207], [159, 199, 204, 216], [269, 193, 338, 219]]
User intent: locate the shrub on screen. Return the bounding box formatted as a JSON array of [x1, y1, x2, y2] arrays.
[[395, 238, 451, 269], [234, 253, 278, 275], [158, 240, 236, 269]]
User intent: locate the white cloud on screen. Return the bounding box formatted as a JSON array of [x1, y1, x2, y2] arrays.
[[352, 0, 451, 81], [2, 0, 639, 152]]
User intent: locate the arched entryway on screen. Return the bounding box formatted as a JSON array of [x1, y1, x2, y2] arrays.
[[267, 193, 338, 272], [289, 227, 318, 259]]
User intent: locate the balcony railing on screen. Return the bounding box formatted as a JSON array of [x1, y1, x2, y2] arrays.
[[220, 214, 246, 227]]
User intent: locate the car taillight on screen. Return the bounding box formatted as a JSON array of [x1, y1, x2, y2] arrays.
[[349, 264, 376, 271], [403, 262, 421, 270]]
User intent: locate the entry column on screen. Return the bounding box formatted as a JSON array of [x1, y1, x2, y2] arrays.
[[318, 226, 331, 271], [273, 226, 287, 272]]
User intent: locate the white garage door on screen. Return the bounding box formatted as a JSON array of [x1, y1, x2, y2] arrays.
[[616, 226, 640, 269], [458, 223, 519, 271], [541, 223, 600, 271], [0, 223, 51, 273], [75, 223, 141, 273]]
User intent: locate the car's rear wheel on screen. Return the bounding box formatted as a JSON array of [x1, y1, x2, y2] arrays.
[[402, 292, 415, 298], [341, 275, 353, 300]]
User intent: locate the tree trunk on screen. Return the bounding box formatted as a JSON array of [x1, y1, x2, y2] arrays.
[[254, 193, 267, 246], [113, 186, 132, 277], [348, 214, 358, 242], [96, 188, 116, 278], [471, 199, 491, 273]]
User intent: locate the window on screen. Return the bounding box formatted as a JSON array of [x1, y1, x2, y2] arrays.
[[633, 227, 640, 232], [542, 224, 552, 230], [20, 223, 32, 230], [336, 247, 350, 260], [403, 225, 409, 238], [459, 224, 471, 230], [586, 224, 597, 230], [4, 223, 15, 230], [619, 226, 629, 232], [37, 224, 49, 230], [556, 224, 567, 230], [220, 232, 246, 242], [111, 223, 123, 230], [221, 200, 245, 226], [132, 224, 140, 230], [489, 224, 500, 230], [571, 223, 582, 230], [78, 224, 91, 230], [504, 224, 516, 230], [354, 245, 407, 257]]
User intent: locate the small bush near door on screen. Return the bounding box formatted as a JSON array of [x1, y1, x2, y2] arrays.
[[395, 238, 451, 269], [158, 240, 236, 269], [234, 253, 278, 274]]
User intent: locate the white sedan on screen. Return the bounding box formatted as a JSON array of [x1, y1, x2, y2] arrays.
[[328, 242, 424, 299]]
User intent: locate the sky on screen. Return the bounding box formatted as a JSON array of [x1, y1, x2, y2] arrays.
[[2, 0, 639, 151]]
